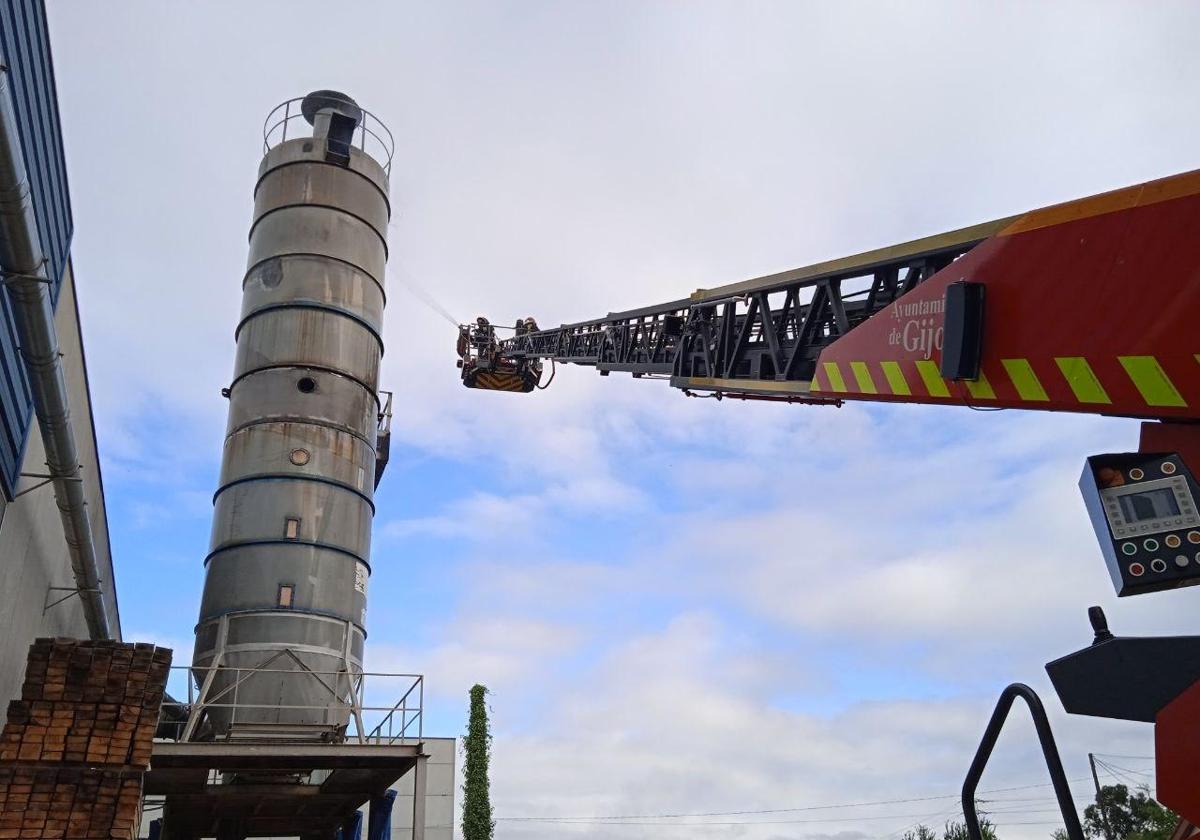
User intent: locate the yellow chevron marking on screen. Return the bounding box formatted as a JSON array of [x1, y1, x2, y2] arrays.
[[823, 362, 847, 393], [1055, 357, 1111, 404], [963, 371, 997, 400], [914, 360, 950, 398], [849, 362, 878, 394], [477, 373, 526, 392], [1120, 356, 1187, 407], [879, 361, 911, 396], [1001, 359, 1049, 401]]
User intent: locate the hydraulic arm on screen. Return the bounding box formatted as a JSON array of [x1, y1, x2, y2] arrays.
[[457, 223, 979, 403], [460, 168, 1200, 419], [458, 166, 1200, 598]]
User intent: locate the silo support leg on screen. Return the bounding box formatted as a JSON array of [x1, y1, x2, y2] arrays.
[[412, 754, 427, 840], [215, 817, 248, 840], [159, 803, 197, 840], [341, 621, 366, 743], [182, 615, 228, 741]]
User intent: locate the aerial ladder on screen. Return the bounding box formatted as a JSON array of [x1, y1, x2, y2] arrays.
[[459, 167, 1200, 836]]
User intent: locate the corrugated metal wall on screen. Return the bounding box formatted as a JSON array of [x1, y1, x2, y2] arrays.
[[0, 0, 73, 498]]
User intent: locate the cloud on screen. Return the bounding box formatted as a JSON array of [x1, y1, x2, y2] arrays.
[[53, 0, 1200, 477], [383, 470, 643, 542], [482, 609, 1151, 840], [366, 398, 1170, 840], [129, 490, 211, 530], [40, 4, 1200, 839], [385, 491, 547, 540], [368, 616, 584, 708]]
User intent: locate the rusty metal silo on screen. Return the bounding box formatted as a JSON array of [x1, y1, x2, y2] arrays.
[[190, 90, 392, 740]]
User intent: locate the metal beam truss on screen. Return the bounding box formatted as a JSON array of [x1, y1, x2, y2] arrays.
[[167, 616, 423, 746], [499, 237, 980, 402]]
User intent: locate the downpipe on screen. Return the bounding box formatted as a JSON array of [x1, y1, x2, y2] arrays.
[[0, 66, 111, 639]]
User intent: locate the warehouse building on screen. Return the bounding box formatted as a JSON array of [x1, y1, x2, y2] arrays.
[[0, 0, 121, 706]]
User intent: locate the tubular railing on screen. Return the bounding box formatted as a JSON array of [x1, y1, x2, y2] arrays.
[[365, 671, 423, 744], [378, 389, 394, 436], [161, 663, 422, 745], [262, 97, 394, 174], [961, 683, 1083, 840]]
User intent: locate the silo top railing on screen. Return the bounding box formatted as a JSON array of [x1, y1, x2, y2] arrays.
[[263, 97, 395, 175]]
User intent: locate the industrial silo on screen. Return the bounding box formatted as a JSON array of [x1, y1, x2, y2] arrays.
[[191, 90, 391, 740]]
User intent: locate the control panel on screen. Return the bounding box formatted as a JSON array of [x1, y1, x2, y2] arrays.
[[1081, 452, 1200, 596]]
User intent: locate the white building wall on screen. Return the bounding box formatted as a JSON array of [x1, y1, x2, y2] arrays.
[[0, 263, 120, 707], [358, 737, 456, 840], [393, 737, 456, 840]]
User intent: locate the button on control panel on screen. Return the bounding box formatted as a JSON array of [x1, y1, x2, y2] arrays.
[[1081, 452, 1200, 596]]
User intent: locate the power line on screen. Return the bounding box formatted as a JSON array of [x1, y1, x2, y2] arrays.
[[1091, 754, 1154, 761], [497, 777, 1094, 823], [1096, 759, 1139, 788], [984, 808, 1074, 815], [1107, 767, 1155, 779], [499, 811, 1064, 828], [883, 805, 964, 840], [1095, 757, 1147, 779], [984, 794, 1093, 804], [1094, 757, 1156, 793], [1099, 761, 1155, 778], [496, 794, 954, 821], [500, 812, 1070, 830]]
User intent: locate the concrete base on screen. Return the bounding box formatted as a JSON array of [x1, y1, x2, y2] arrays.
[[146, 741, 427, 840]]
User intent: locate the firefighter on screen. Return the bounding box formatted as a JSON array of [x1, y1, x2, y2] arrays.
[[473, 316, 491, 345], [472, 316, 495, 363]]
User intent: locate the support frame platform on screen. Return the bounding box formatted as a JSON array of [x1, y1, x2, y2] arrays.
[[145, 741, 427, 840]]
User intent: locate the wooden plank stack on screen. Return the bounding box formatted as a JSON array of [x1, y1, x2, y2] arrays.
[[0, 768, 143, 840], [0, 639, 172, 840]]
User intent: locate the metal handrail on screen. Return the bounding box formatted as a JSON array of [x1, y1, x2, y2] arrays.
[[962, 683, 1084, 840], [163, 663, 422, 745], [378, 390, 394, 435], [365, 672, 424, 744], [262, 96, 395, 174]]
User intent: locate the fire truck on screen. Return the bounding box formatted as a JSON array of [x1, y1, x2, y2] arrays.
[[458, 167, 1200, 839]]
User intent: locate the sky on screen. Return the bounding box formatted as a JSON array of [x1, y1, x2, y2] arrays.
[[42, 2, 1200, 839]]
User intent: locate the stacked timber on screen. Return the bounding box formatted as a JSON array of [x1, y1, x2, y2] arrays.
[[0, 767, 143, 839], [0, 639, 171, 840]]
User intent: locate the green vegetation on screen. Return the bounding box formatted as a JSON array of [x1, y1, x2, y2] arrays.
[[944, 819, 999, 840], [954, 782, 1179, 840], [462, 684, 495, 840], [1083, 784, 1177, 840], [902, 817, 997, 840]]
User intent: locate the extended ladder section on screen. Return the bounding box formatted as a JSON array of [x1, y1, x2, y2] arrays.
[[485, 168, 1200, 419], [501, 217, 1005, 402]]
